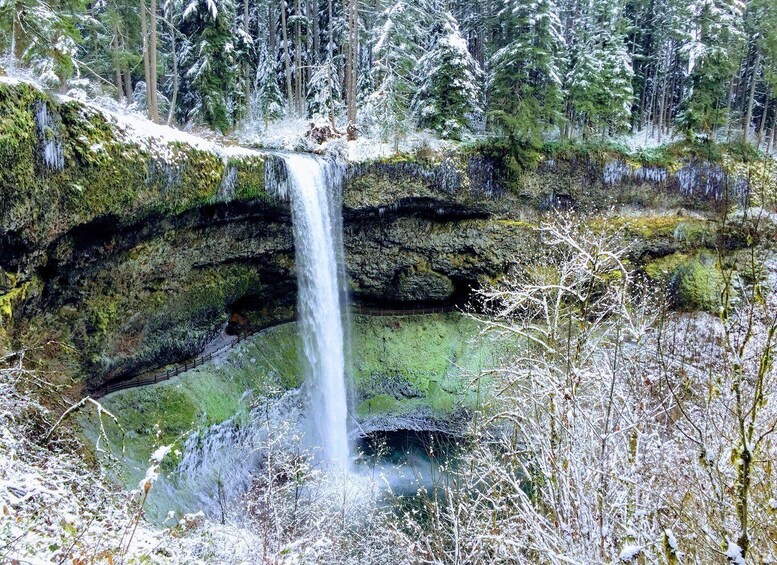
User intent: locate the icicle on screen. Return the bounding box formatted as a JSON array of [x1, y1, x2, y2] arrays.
[[218, 166, 238, 201], [34, 102, 64, 172]]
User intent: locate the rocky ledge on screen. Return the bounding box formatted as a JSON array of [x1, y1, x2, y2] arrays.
[[0, 80, 773, 392]]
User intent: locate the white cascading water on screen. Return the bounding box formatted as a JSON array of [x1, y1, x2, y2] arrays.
[[150, 154, 350, 522], [278, 153, 350, 471]]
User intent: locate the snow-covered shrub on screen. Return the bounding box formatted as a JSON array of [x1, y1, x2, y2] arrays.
[[384, 215, 777, 563]]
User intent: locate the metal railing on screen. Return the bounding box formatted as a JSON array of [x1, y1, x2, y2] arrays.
[[92, 304, 459, 397]]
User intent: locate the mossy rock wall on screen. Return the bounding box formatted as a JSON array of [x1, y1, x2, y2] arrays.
[[0, 81, 768, 391], [77, 314, 508, 503], [0, 82, 283, 383], [0, 82, 268, 257]]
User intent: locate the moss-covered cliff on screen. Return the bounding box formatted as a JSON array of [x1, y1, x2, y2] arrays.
[[0, 81, 284, 389], [0, 80, 772, 392]]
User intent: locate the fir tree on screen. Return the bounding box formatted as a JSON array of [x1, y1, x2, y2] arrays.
[[412, 9, 482, 139], [488, 0, 566, 135], [0, 0, 86, 88], [306, 57, 343, 122], [178, 0, 238, 132], [363, 0, 420, 141], [253, 36, 285, 124], [676, 0, 745, 138], [566, 0, 634, 136]]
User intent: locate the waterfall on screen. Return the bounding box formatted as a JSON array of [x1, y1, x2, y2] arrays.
[[276, 153, 350, 471]]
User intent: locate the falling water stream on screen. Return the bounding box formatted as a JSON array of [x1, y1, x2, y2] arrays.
[[146, 153, 454, 522], [278, 153, 350, 470]]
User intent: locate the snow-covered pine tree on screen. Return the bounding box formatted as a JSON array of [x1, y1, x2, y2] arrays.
[[253, 34, 285, 124], [566, 0, 634, 136], [78, 0, 137, 102], [488, 0, 566, 134], [362, 1, 420, 141], [751, 0, 777, 146], [632, 0, 694, 137], [0, 0, 86, 88], [412, 9, 482, 140], [233, 0, 255, 123], [178, 0, 238, 132], [306, 57, 343, 122], [676, 0, 746, 138]]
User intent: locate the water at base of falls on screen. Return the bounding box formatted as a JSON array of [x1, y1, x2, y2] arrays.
[[277, 153, 350, 471]]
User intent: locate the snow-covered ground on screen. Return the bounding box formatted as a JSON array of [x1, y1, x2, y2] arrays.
[[234, 113, 462, 161], [0, 355, 269, 564]]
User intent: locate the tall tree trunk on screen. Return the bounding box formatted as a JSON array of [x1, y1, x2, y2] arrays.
[[725, 78, 736, 141], [149, 0, 159, 122], [294, 0, 303, 114], [476, 2, 485, 70], [244, 0, 251, 117], [658, 72, 670, 142], [12, 1, 24, 61], [140, 0, 152, 117], [269, 3, 277, 52], [744, 52, 761, 141], [112, 32, 124, 102], [757, 88, 769, 147], [345, 0, 358, 137], [167, 11, 179, 125], [647, 62, 658, 137], [122, 32, 133, 100], [280, 0, 294, 112], [311, 0, 319, 65], [327, 0, 337, 132]]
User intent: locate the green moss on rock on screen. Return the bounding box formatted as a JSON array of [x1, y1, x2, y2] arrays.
[[0, 82, 268, 251], [350, 313, 512, 417], [668, 253, 729, 312]]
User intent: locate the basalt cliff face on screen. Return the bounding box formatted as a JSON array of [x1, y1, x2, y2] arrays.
[[0, 81, 759, 391]]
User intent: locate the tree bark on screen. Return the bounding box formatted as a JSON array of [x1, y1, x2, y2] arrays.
[[744, 52, 761, 141], [140, 0, 159, 122], [122, 31, 133, 100], [757, 87, 769, 147], [345, 0, 358, 137], [327, 0, 337, 132], [12, 1, 24, 61], [280, 0, 294, 112], [167, 9, 179, 124], [140, 0, 152, 115], [294, 0, 303, 114], [112, 32, 124, 102], [311, 0, 320, 65], [244, 0, 251, 117], [149, 0, 159, 122]]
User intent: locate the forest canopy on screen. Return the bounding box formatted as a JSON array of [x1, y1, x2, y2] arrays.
[[1, 0, 776, 146]]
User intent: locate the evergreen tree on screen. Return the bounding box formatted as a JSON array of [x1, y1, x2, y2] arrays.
[[488, 0, 566, 135], [0, 0, 86, 88], [362, 0, 420, 140], [412, 9, 482, 139], [676, 0, 745, 138], [253, 37, 285, 124], [566, 0, 634, 136], [627, 0, 694, 136], [232, 0, 254, 123], [306, 57, 343, 121], [178, 0, 238, 132]]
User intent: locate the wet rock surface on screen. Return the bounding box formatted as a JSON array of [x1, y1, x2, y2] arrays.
[[0, 82, 760, 390]]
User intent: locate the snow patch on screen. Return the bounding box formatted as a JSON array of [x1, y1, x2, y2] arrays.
[[726, 541, 746, 565], [619, 544, 644, 561]]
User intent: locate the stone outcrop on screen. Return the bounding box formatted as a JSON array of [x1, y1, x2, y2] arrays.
[[0, 81, 765, 391]]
